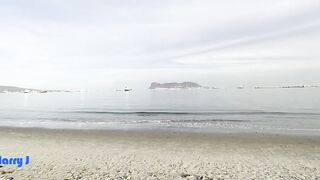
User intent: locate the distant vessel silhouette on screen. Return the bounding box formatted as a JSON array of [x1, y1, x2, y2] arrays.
[[124, 86, 132, 92]]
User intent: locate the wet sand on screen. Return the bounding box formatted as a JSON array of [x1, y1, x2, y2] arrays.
[[0, 127, 319, 179]]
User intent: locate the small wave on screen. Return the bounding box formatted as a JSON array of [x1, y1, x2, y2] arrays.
[[69, 110, 320, 116], [72, 111, 196, 115], [163, 119, 248, 123]]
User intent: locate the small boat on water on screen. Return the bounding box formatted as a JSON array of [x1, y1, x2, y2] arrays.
[[124, 88, 132, 92], [24, 89, 30, 93]]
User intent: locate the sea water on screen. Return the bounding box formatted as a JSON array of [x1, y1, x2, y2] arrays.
[[0, 88, 319, 135]]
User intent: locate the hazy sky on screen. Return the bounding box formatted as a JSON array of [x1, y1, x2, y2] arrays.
[[1, 0, 320, 90]]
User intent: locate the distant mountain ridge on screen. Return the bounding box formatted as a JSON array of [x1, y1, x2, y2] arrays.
[[0, 86, 39, 93], [149, 82, 202, 89], [0, 86, 70, 93]]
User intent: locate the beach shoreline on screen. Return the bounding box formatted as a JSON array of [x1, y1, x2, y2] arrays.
[[0, 127, 319, 179]]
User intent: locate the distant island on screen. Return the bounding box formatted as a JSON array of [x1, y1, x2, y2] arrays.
[[149, 82, 202, 89], [0, 86, 71, 93], [254, 85, 320, 89]]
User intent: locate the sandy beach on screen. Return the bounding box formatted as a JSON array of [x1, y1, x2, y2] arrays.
[[0, 128, 319, 180]]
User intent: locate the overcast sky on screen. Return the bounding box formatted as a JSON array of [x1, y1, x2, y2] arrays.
[[0, 0, 320, 90]]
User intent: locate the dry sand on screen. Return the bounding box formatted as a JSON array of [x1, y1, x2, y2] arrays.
[[0, 127, 319, 180]]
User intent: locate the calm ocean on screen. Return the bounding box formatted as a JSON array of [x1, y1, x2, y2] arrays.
[[0, 88, 320, 135]]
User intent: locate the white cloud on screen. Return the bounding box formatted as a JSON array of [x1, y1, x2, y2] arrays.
[[0, 0, 320, 88]]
